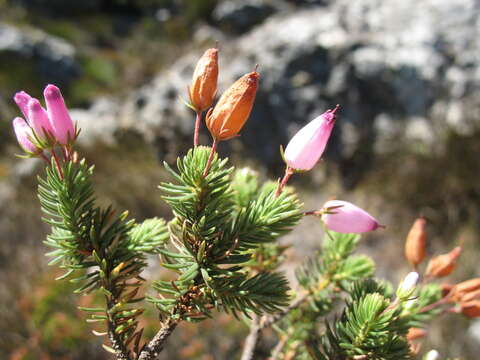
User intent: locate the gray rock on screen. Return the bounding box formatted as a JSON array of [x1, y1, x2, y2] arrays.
[[0, 22, 79, 87], [75, 0, 480, 186], [213, 0, 279, 34]]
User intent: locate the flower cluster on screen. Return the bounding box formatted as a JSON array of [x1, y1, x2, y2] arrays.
[[400, 217, 480, 354], [189, 48, 381, 235], [9, 47, 476, 360], [12, 84, 76, 159]]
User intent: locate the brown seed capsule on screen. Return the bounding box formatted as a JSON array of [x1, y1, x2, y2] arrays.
[[460, 288, 480, 303], [460, 300, 480, 318], [425, 246, 462, 278], [407, 327, 427, 341], [409, 342, 422, 355], [404, 217, 427, 267], [450, 278, 480, 302], [189, 48, 219, 112], [206, 71, 259, 141]]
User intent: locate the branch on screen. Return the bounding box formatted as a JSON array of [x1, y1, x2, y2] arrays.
[[107, 320, 132, 360], [260, 292, 309, 329], [268, 335, 288, 360], [137, 318, 179, 360], [239, 293, 309, 360], [240, 314, 261, 360]]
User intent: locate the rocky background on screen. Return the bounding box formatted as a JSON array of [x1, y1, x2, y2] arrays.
[[1, 0, 480, 359]]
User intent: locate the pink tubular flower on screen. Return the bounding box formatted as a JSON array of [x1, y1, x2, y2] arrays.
[[28, 98, 54, 141], [284, 105, 339, 171], [321, 200, 381, 233], [12, 117, 40, 154], [14, 91, 33, 120], [44, 84, 75, 145]]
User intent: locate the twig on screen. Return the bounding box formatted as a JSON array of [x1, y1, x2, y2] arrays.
[[260, 292, 309, 329], [107, 320, 132, 360], [40, 153, 50, 165], [275, 166, 294, 197], [240, 314, 261, 360], [51, 149, 64, 179], [419, 296, 450, 314], [194, 111, 202, 147], [202, 138, 218, 177], [137, 318, 179, 360], [268, 336, 288, 360], [239, 292, 310, 360]]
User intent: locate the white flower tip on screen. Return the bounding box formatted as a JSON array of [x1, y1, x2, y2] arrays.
[[402, 272, 419, 291], [425, 349, 440, 360]]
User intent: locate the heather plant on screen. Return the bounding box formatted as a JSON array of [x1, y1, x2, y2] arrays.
[[10, 48, 477, 360]]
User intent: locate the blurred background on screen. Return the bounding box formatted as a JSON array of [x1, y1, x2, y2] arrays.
[[1, 0, 480, 359]]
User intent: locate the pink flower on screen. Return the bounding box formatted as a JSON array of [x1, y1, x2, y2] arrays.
[[12, 117, 40, 154], [28, 98, 54, 141], [14, 91, 33, 120], [284, 105, 338, 171], [321, 200, 381, 233], [44, 84, 75, 145]]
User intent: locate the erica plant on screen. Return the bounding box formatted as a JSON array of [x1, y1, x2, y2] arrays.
[[10, 48, 477, 360]]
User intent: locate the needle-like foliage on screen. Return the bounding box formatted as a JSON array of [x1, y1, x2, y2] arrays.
[[38, 157, 169, 358]]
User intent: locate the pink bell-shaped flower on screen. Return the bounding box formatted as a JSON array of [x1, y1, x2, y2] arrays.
[[12, 117, 40, 154], [321, 199, 380, 233], [284, 105, 338, 171], [44, 84, 75, 145], [28, 98, 54, 141], [13, 91, 33, 120]]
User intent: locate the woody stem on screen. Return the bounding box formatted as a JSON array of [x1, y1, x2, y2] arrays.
[[194, 111, 202, 147], [202, 138, 218, 178], [275, 166, 294, 197]]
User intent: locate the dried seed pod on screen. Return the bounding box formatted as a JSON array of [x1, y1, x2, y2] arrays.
[[407, 327, 427, 341], [404, 217, 426, 267], [425, 246, 462, 278], [206, 71, 259, 141], [460, 300, 480, 318], [189, 48, 218, 112], [450, 278, 480, 302], [460, 288, 480, 303]]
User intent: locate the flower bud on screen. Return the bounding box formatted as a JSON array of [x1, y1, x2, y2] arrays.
[[14, 91, 32, 120], [404, 217, 426, 267], [320, 200, 381, 233], [44, 84, 75, 145], [206, 71, 259, 140], [450, 278, 480, 302], [189, 48, 218, 112], [460, 300, 480, 318], [424, 350, 440, 360], [425, 246, 462, 278], [407, 327, 427, 341], [284, 105, 338, 171], [28, 98, 54, 141], [12, 117, 40, 154], [397, 272, 419, 299]]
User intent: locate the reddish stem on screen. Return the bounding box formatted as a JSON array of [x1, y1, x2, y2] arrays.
[[275, 166, 294, 197], [194, 111, 202, 147], [419, 296, 450, 314], [51, 150, 64, 179], [40, 153, 50, 165], [202, 138, 218, 178]]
